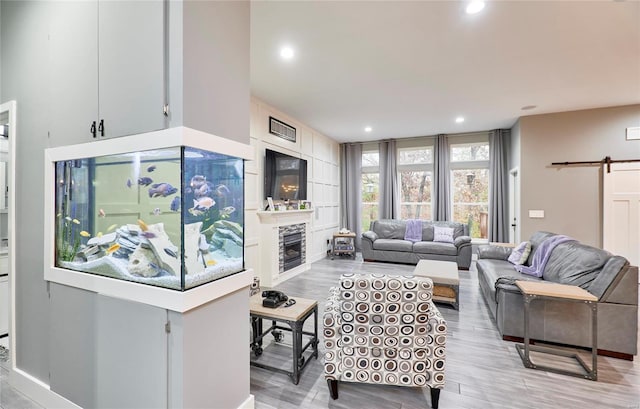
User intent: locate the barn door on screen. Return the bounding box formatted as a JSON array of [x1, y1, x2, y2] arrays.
[[603, 163, 640, 276]]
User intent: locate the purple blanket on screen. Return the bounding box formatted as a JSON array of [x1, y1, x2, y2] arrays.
[[515, 235, 575, 277], [404, 219, 423, 242]]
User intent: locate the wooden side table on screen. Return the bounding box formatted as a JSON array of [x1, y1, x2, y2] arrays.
[[413, 259, 460, 310], [249, 294, 318, 385], [331, 232, 356, 260], [515, 281, 598, 381]]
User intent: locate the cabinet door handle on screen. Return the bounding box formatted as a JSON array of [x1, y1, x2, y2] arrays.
[[98, 119, 104, 137], [90, 121, 97, 138]]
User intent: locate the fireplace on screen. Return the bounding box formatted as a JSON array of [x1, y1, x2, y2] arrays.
[[283, 232, 302, 271], [279, 223, 306, 273]]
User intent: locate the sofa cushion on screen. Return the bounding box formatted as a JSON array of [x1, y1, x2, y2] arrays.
[[421, 224, 434, 241], [362, 230, 378, 243], [372, 238, 413, 252], [543, 240, 619, 296], [441, 222, 465, 238], [477, 258, 542, 305], [433, 226, 454, 243], [372, 220, 406, 240], [589, 256, 629, 300], [525, 231, 555, 266], [413, 241, 457, 256], [508, 241, 531, 265], [478, 245, 512, 260]]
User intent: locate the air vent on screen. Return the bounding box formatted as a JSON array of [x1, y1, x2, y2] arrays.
[[269, 116, 296, 143]]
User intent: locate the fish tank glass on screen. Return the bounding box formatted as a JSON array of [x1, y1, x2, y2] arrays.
[[54, 146, 244, 291]]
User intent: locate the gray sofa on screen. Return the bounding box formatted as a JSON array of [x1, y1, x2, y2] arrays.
[[361, 219, 472, 269], [477, 231, 638, 360]]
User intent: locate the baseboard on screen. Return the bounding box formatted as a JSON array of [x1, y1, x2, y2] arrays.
[[9, 367, 81, 409], [502, 335, 634, 361], [238, 394, 255, 409]]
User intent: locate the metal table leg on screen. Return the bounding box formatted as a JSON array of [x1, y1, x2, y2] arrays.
[[516, 295, 598, 380]]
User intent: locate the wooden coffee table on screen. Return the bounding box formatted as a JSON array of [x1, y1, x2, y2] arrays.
[[515, 280, 598, 381], [249, 294, 318, 385], [413, 259, 460, 310]]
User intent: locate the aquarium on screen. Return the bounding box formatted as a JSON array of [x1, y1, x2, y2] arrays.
[[53, 146, 244, 291]]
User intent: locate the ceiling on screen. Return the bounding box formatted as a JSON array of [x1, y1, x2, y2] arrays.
[[250, 1, 640, 143]]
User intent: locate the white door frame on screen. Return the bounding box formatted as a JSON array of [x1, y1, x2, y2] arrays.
[[508, 167, 520, 244], [0, 101, 16, 365]]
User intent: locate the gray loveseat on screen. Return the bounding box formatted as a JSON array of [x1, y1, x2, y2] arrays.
[[362, 219, 472, 269], [477, 231, 638, 359]]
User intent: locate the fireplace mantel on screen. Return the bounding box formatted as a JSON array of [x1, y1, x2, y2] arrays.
[[256, 210, 313, 287], [256, 209, 314, 223]]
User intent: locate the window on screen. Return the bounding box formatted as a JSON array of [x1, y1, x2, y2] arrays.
[[450, 139, 490, 239], [361, 149, 379, 231], [398, 146, 433, 220]]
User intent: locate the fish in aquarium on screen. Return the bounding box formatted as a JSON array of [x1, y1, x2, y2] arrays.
[[170, 196, 180, 212], [106, 243, 121, 254], [188, 207, 205, 217], [53, 147, 246, 291], [214, 184, 231, 198], [194, 182, 213, 199], [148, 182, 178, 198], [219, 206, 236, 219], [191, 197, 215, 212], [190, 175, 207, 189], [137, 219, 149, 231]]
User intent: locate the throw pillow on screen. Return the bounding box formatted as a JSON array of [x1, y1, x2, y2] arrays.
[[433, 226, 454, 243], [508, 241, 532, 265]]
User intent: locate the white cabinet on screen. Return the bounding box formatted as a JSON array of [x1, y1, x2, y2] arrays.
[[49, 0, 166, 144]]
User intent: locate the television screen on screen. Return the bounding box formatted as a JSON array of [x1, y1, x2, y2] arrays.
[[264, 149, 307, 200]]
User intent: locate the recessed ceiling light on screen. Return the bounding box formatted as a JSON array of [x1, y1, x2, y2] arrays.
[[280, 46, 294, 60], [455, 117, 465, 123], [466, 1, 485, 14], [364, 126, 372, 132], [521, 105, 538, 111]]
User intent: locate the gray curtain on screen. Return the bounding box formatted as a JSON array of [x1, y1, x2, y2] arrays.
[[433, 134, 450, 221], [340, 143, 363, 249], [489, 129, 509, 242], [378, 140, 399, 219]]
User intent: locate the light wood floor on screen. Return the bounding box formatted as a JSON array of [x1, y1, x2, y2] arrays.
[[251, 255, 640, 409]]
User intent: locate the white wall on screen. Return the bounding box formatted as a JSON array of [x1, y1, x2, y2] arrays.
[[246, 97, 340, 267], [519, 104, 640, 247]]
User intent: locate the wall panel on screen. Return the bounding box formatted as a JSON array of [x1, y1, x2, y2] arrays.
[[248, 97, 340, 266]]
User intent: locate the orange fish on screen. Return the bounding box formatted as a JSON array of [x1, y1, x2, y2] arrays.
[[137, 219, 149, 232], [106, 243, 120, 254]]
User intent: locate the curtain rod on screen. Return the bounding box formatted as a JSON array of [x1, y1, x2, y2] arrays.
[[551, 156, 640, 173], [341, 129, 509, 146]]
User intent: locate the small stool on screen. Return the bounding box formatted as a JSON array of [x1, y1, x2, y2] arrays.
[[413, 260, 460, 310]]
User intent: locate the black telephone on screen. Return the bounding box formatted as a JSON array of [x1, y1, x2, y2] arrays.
[[262, 290, 288, 308]]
